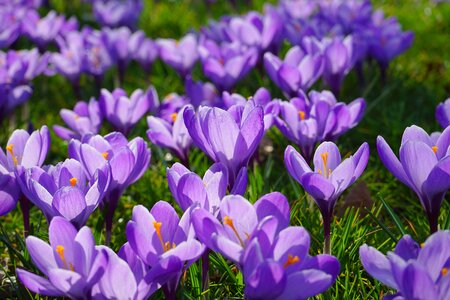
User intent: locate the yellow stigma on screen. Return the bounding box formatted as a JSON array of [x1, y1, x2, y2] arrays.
[[102, 152, 109, 160], [153, 221, 166, 251], [283, 254, 300, 269], [420, 242, 425, 248], [432, 146, 438, 154], [321, 152, 329, 178], [55, 245, 73, 271], [223, 216, 245, 247], [70, 177, 78, 187], [170, 113, 178, 123], [6, 144, 18, 166], [298, 111, 306, 121], [442, 268, 449, 277], [74, 114, 80, 120]]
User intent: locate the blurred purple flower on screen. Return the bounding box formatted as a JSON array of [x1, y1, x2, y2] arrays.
[[157, 34, 199, 78], [436, 98, 450, 129], [184, 76, 218, 108], [22, 10, 65, 50], [92, 0, 142, 29], [285, 141, 369, 253], [129, 30, 158, 74]]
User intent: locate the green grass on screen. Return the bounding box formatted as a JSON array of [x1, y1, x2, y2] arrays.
[[1, 0, 450, 299]]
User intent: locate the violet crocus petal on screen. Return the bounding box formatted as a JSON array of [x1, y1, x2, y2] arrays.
[[25, 236, 58, 276], [52, 187, 87, 225], [72, 227, 95, 277], [47, 269, 87, 299], [230, 167, 248, 196], [118, 243, 146, 283], [279, 269, 334, 300], [376, 136, 412, 189], [238, 104, 264, 161], [166, 163, 190, 203], [359, 244, 397, 289], [21, 126, 50, 168], [416, 230, 450, 282], [284, 145, 312, 182], [176, 173, 208, 211], [304, 254, 341, 280], [273, 227, 310, 269], [161, 240, 204, 262], [79, 144, 108, 180], [146, 116, 176, 149], [245, 261, 286, 299], [212, 233, 244, 263], [29, 179, 54, 216], [400, 263, 439, 300], [300, 173, 335, 201], [401, 125, 433, 147], [191, 208, 228, 252], [203, 162, 228, 209], [329, 156, 355, 197], [16, 269, 64, 297], [150, 201, 180, 243], [313, 142, 342, 173], [435, 126, 450, 159], [394, 235, 420, 261], [439, 273, 450, 300], [351, 142, 370, 182], [183, 106, 216, 160], [399, 141, 437, 197], [109, 147, 135, 185], [0, 174, 18, 216], [6, 129, 30, 166], [436, 99, 450, 129], [49, 217, 77, 266], [254, 192, 290, 231], [423, 155, 450, 201]]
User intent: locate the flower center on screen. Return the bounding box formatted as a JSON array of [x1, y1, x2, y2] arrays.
[[442, 267, 448, 277], [153, 221, 175, 252], [6, 144, 18, 166], [223, 216, 245, 247], [318, 152, 331, 178], [55, 245, 74, 271], [283, 254, 300, 268], [69, 177, 78, 187], [170, 113, 178, 123], [102, 152, 109, 160], [298, 111, 306, 121], [432, 146, 438, 154]]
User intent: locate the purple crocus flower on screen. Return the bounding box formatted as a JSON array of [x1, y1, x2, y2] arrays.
[[92, 0, 143, 29], [156, 92, 188, 123], [436, 98, 450, 129], [377, 125, 450, 233], [192, 193, 290, 264], [183, 100, 264, 187], [126, 202, 205, 299], [99, 86, 158, 135], [16, 217, 108, 298], [147, 105, 192, 166], [81, 27, 113, 81], [360, 230, 450, 300], [69, 132, 151, 243], [52, 31, 84, 88], [103, 26, 132, 85], [184, 76, 218, 108], [17, 158, 109, 227], [53, 98, 103, 141], [198, 39, 258, 91], [92, 243, 183, 300], [242, 226, 340, 299], [0, 9, 22, 49], [167, 162, 230, 215], [274, 90, 365, 162], [285, 141, 369, 253], [264, 46, 323, 97], [22, 10, 65, 50], [0, 126, 50, 231], [157, 34, 199, 78], [129, 30, 158, 75]]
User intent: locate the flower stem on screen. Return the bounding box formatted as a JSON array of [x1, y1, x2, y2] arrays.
[[323, 213, 332, 255], [105, 189, 121, 245], [19, 196, 30, 237], [202, 250, 210, 294]]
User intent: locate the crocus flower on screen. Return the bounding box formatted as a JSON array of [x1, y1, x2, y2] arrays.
[[69, 132, 151, 243], [198, 39, 258, 91], [129, 30, 158, 75], [377, 125, 450, 233], [17, 158, 109, 227], [126, 202, 205, 299], [103, 26, 132, 85], [0, 9, 22, 49], [167, 162, 229, 215], [275, 90, 365, 162], [436, 98, 450, 129], [360, 230, 450, 300], [81, 27, 113, 80], [52, 31, 84, 88], [184, 100, 264, 187], [147, 105, 192, 165], [285, 141, 369, 253], [242, 226, 340, 299], [92, 0, 143, 29], [184, 76, 218, 108], [191, 193, 290, 264], [0, 126, 50, 226], [157, 34, 199, 78], [156, 92, 188, 123], [99, 86, 158, 135], [16, 217, 108, 298], [53, 98, 103, 141], [264, 46, 323, 97], [22, 10, 65, 50]]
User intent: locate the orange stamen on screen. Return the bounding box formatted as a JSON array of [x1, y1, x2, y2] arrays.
[[321, 152, 329, 178], [6, 144, 18, 166], [153, 221, 166, 251], [298, 111, 306, 120], [102, 152, 109, 160], [223, 216, 245, 247], [170, 113, 177, 123], [56, 245, 70, 270], [283, 254, 300, 268], [69, 177, 77, 187], [432, 146, 438, 154], [442, 268, 448, 277]]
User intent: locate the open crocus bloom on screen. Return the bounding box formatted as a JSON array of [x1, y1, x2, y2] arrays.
[[183, 100, 264, 187], [17, 158, 109, 227], [360, 230, 450, 300], [242, 227, 340, 300], [436, 98, 450, 129], [191, 193, 290, 264], [16, 217, 108, 298], [264, 46, 323, 97], [285, 141, 369, 253], [377, 125, 450, 233], [157, 34, 199, 78], [93, 0, 142, 29], [126, 202, 204, 299], [167, 162, 236, 216], [147, 105, 192, 165], [53, 98, 103, 141], [99, 87, 158, 135]]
